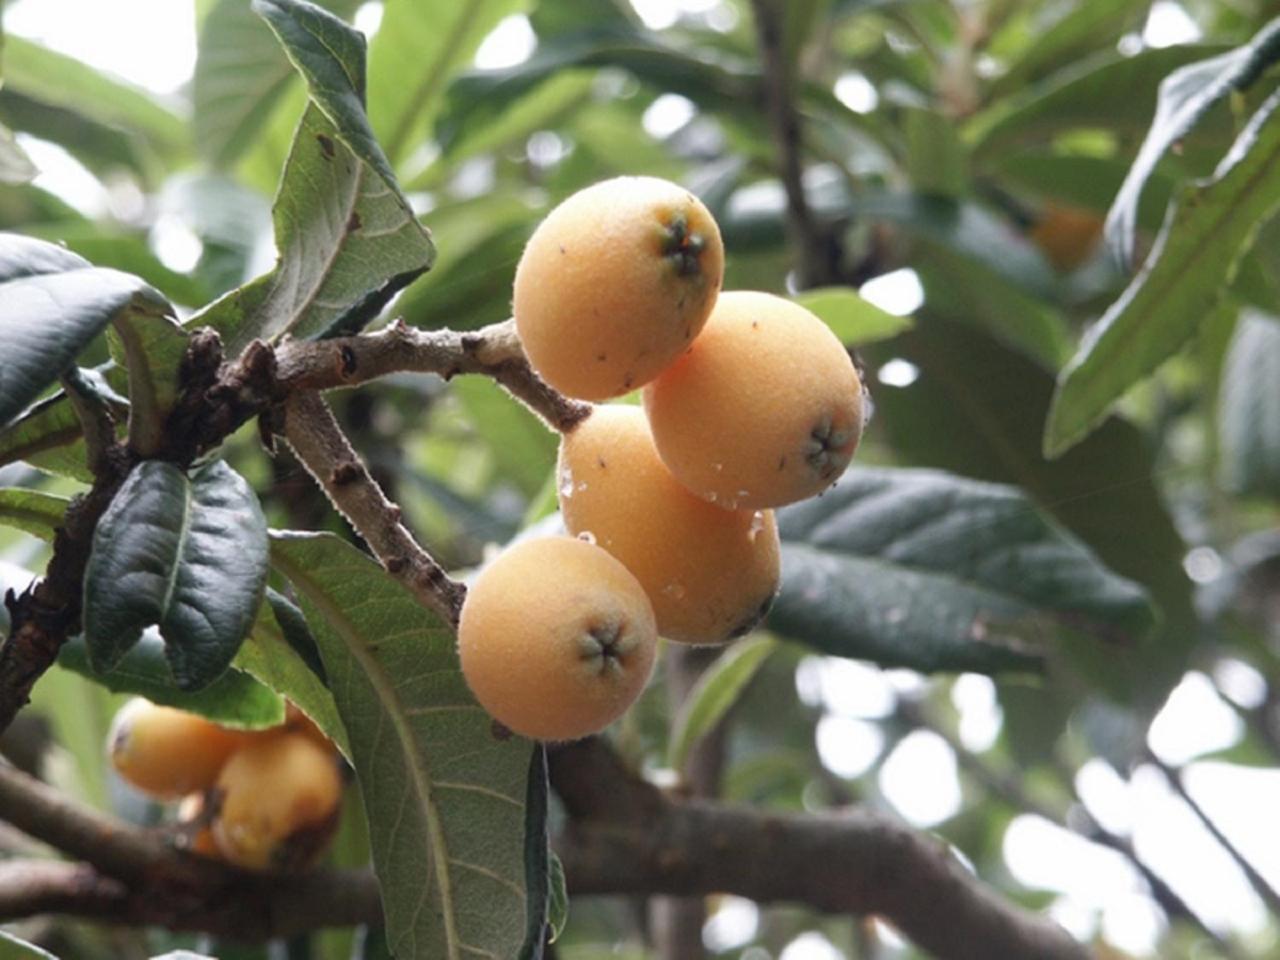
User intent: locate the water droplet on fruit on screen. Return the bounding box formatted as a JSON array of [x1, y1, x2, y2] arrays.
[[577, 530, 597, 545], [712, 462, 724, 473], [662, 582, 687, 600], [559, 469, 575, 498], [748, 511, 766, 541]]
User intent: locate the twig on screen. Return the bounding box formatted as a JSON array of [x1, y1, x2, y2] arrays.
[[551, 739, 1090, 960], [895, 699, 1236, 955], [283, 391, 467, 627], [1146, 750, 1280, 919], [750, 0, 833, 287], [0, 445, 134, 736]]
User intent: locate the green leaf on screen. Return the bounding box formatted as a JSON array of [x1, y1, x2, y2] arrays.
[[253, 0, 391, 184], [0, 487, 69, 541], [1046, 90, 1280, 459], [0, 120, 36, 184], [0, 930, 59, 960], [794, 286, 913, 345], [864, 318, 1196, 683], [987, 0, 1145, 98], [234, 590, 351, 756], [0, 36, 186, 158], [769, 467, 1157, 674], [0, 233, 171, 428], [1218, 311, 1280, 498], [270, 531, 535, 960], [547, 852, 569, 945], [58, 631, 284, 729], [83, 460, 269, 689], [453, 376, 558, 498], [194, 0, 360, 169], [904, 107, 968, 196], [369, 0, 528, 166], [518, 745, 551, 960], [668, 635, 777, 772], [437, 26, 760, 152], [108, 312, 190, 457], [1107, 17, 1280, 266], [0, 366, 126, 483], [971, 45, 1231, 159]]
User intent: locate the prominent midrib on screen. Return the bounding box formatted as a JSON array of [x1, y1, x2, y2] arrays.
[[385, 0, 493, 162], [157, 470, 195, 622], [276, 553, 462, 960], [1056, 118, 1280, 446]]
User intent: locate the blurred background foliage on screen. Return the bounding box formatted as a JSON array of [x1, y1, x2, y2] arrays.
[[2, 0, 1280, 958]]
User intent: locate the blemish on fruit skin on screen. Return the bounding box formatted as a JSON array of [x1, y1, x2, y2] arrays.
[[596, 456, 607, 470]]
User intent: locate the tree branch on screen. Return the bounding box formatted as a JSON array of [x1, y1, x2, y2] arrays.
[[283, 390, 467, 627], [0, 444, 134, 736], [551, 739, 1091, 960], [750, 0, 833, 287], [3, 738, 1089, 958]]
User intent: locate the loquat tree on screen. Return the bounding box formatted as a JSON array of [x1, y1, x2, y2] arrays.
[[0, 1, 1279, 959]]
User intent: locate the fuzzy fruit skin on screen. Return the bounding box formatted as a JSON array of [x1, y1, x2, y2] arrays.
[[644, 291, 864, 509], [559, 406, 780, 644], [457, 537, 658, 741], [513, 176, 724, 401], [107, 698, 248, 799], [212, 732, 343, 871]]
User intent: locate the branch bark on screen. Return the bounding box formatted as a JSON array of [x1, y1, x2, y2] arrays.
[[551, 739, 1091, 960], [1, 740, 1090, 959], [283, 390, 468, 627]]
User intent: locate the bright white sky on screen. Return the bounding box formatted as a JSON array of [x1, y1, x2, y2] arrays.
[[3, 2, 1272, 957]]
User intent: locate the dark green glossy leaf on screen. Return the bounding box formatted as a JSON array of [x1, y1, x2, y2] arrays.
[[0, 366, 126, 483], [1046, 90, 1280, 458], [194, 0, 360, 169], [0, 487, 69, 541], [770, 467, 1155, 674], [1219, 311, 1280, 498], [253, 0, 391, 184], [109, 312, 189, 457], [865, 318, 1195, 695], [83, 460, 269, 689], [59, 631, 284, 729], [1107, 17, 1280, 266], [270, 531, 535, 960], [518, 745, 551, 960], [0, 233, 171, 428], [369, 0, 526, 166], [234, 589, 350, 756]]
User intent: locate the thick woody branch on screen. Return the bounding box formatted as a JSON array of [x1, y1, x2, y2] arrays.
[[550, 739, 1090, 960], [0, 762, 381, 939], [283, 390, 467, 626], [750, 0, 832, 287], [0, 444, 134, 736], [4, 738, 1089, 958]]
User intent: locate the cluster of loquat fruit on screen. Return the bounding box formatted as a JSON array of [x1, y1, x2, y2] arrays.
[[458, 176, 866, 742], [106, 697, 344, 871]]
